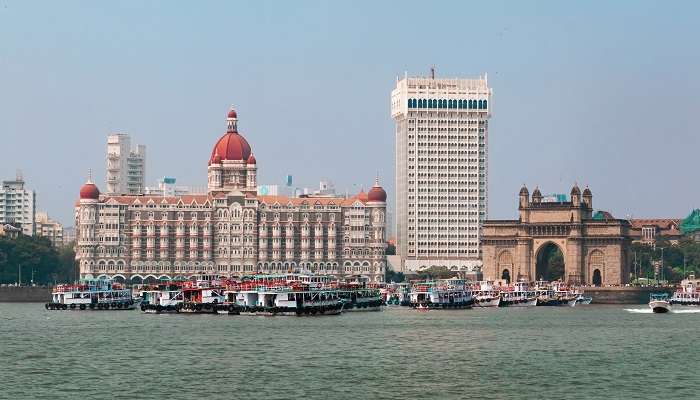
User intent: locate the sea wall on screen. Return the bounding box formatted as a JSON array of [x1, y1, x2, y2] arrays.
[[0, 286, 51, 302], [585, 286, 673, 304]]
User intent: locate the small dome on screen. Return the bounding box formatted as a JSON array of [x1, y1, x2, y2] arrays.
[[367, 178, 387, 202], [247, 153, 257, 164], [571, 184, 581, 196], [80, 181, 100, 200], [519, 185, 529, 195], [357, 190, 368, 202]]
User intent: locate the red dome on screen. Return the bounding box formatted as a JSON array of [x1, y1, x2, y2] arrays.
[[247, 153, 257, 164], [80, 182, 100, 200], [368, 184, 387, 202], [210, 108, 252, 163]]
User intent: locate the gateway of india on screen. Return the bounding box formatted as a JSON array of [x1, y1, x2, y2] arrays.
[[75, 107, 387, 283], [481, 185, 632, 285]]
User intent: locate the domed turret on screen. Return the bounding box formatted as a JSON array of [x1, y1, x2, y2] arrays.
[[209, 107, 252, 164], [367, 177, 387, 202], [80, 180, 100, 200]]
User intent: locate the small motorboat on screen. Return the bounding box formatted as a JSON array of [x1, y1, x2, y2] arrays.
[[649, 293, 671, 314]]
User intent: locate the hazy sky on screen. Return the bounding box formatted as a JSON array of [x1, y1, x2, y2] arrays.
[[1, 1, 699, 226]]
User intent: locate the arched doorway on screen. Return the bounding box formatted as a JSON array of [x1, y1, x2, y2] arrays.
[[501, 269, 511, 284], [536, 242, 565, 281], [592, 269, 602, 286]]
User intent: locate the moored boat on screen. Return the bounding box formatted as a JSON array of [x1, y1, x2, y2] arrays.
[[499, 279, 537, 307], [409, 278, 473, 310], [669, 274, 700, 308], [649, 293, 671, 313], [472, 281, 501, 307], [45, 278, 140, 311]]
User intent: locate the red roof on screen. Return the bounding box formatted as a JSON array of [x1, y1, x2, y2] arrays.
[[210, 132, 251, 163], [79, 182, 100, 200]]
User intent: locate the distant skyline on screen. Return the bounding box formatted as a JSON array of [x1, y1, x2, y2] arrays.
[[1, 0, 699, 226]]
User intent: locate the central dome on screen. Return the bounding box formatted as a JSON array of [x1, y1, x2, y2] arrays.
[[209, 107, 252, 163]]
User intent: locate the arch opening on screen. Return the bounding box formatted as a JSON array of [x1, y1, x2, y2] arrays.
[[536, 242, 565, 281]]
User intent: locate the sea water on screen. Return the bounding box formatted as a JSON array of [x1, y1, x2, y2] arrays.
[[0, 304, 697, 399]]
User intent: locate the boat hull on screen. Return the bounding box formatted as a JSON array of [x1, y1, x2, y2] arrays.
[[649, 300, 671, 313], [45, 299, 141, 311]]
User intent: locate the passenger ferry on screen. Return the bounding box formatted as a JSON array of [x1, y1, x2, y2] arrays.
[[225, 274, 343, 316], [472, 281, 501, 307], [336, 283, 383, 312], [409, 278, 473, 309], [385, 282, 411, 306], [670, 274, 700, 308], [178, 275, 226, 314], [499, 279, 537, 307], [45, 278, 140, 311], [140, 282, 185, 313]]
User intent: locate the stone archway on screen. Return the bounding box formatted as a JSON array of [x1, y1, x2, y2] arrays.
[[535, 242, 565, 281]]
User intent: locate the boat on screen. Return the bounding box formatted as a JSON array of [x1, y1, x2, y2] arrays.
[[669, 274, 700, 308], [178, 275, 226, 314], [649, 293, 671, 313], [575, 295, 593, 305], [45, 278, 140, 311], [409, 278, 473, 309], [385, 283, 411, 306], [140, 282, 185, 313], [498, 279, 537, 307], [226, 273, 343, 316], [337, 285, 383, 312], [472, 281, 501, 307]]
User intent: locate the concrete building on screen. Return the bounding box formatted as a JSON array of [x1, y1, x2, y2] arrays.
[[482, 185, 632, 286], [75, 107, 388, 283], [35, 211, 64, 247], [106, 133, 146, 195], [391, 71, 492, 271], [0, 175, 35, 236]]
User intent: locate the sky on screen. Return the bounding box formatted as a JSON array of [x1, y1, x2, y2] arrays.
[[1, 0, 699, 226]]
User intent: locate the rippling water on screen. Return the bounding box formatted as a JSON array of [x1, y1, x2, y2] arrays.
[[0, 304, 697, 399]]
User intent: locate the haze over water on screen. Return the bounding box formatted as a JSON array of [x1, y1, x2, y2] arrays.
[[1, 304, 697, 399]]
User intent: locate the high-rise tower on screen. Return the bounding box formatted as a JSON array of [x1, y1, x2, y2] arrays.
[[391, 72, 492, 271], [106, 133, 146, 195]]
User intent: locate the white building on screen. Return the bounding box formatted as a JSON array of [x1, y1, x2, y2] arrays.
[[106, 133, 146, 195], [391, 72, 492, 271], [76, 107, 388, 283], [0, 175, 35, 236], [35, 211, 64, 247]]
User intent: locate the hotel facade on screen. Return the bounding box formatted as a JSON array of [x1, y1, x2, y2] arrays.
[[391, 73, 492, 271], [75, 108, 387, 283]]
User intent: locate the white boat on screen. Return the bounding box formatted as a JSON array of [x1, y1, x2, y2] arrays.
[[45, 278, 140, 311], [649, 293, 671, 314], [473, 281, 501, 307], [499, 279, 537, 307], [669, 274, 700, 308], [140, 282, 185, 313], [409, 278, 474, 310]]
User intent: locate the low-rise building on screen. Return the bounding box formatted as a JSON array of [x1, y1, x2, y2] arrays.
[[35, 212, 64, 247]]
